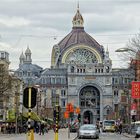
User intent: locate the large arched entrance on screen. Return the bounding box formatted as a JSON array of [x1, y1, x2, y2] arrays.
[[79, 86, 100, 124]]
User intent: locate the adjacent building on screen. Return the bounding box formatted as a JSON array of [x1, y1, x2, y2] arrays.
[[0, 51, 23, 122], [14, 47, 43, 87]]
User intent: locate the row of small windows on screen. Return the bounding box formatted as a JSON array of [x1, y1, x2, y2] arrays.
[[41, 77, 66, 84], [71, 66, 86, 73], [71, 66, 109, 73], [51, 89, 66, 97], [17, 71, 39, 77], [95, 69, 103, 73], [112, 77, 132, 84], [80, 100, 100, 107], [51, 89, 66, 107], [77, 69, 85, 73]]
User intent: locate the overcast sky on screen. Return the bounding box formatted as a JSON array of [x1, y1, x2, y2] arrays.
[[0, 0, 140, 70]]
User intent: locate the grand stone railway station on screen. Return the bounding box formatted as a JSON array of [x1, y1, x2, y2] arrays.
[[13, 6, 134, 124]]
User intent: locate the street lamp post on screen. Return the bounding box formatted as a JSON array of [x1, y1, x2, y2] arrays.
[[115, 48, 137, 53]]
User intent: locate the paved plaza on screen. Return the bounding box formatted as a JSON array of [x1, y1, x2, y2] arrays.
[[0, 129, 77, 140]]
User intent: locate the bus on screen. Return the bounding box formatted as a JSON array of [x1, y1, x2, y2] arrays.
[[102, 120, 116, 132]]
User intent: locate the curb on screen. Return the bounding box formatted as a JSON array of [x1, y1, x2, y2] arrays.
[[73, 136, 78, 140], [122, 133, 134, 138]]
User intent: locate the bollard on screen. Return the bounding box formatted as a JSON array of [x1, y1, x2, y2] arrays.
[[26, 108, 34, 140], [31, 129, 34, 140], [54, 105, 60, 140]]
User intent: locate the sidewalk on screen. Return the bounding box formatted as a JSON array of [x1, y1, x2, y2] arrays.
[[122, 133, 136, 138], [122, 133, 140, 140], [0, 128, 77, 140]]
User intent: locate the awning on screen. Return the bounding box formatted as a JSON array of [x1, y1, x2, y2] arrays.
[[5, 118, 16, 123], [23, 112, 42, 121], [45, 118, 53, 124]]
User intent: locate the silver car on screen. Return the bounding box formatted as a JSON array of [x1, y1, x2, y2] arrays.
[[77, 124, 99, 139], [135, 126, 140, 138]]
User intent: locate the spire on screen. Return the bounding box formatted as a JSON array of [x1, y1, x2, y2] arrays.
[[72, 2, 84, 28], [104, 45, 112, 65], [106, 45, 109, 57], [19, 52, 25, 59], [19, 51, 25, 65], [25, 45, 31, 54], [106, 45, 109, 52], [77, 1, 79, 10], [24, 45, 32, 64]]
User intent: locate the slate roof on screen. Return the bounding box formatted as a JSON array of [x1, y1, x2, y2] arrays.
[[16, 63, 43, 72], [41, 68, 67, 76], [58, 27, 104, 57]]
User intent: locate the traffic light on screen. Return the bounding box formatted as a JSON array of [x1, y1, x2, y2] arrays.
[[78, 114, 81, 123], [56, 105, 61, 121], [53, 106, 61, 121], [23, 87, 37, 109], [53, 105, 61, 133]]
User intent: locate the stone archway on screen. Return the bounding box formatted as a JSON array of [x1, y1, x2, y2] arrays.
[[79, 86, 100, 124]]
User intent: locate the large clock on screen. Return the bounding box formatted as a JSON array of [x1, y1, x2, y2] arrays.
[[65, 48, 97, 64]]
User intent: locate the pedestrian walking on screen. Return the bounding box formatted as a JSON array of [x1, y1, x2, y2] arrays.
[[99, 121, 103, 133], [119, 123, 122, 134], [39, 123, 45, 135]]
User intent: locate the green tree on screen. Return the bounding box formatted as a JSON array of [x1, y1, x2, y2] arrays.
[[0, 64, 11, 114]]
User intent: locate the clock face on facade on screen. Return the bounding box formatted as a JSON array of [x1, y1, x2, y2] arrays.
[[65, 48, 97, 64]]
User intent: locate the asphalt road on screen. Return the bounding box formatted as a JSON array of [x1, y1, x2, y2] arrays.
[[75, 132, 138, 140]]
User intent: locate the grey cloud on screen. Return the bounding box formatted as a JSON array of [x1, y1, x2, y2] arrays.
[[0, 0, 140, 69]]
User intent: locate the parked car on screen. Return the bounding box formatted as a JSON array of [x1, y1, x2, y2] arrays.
[[70, 122, 79, 132], [77, 124, 99, 139], [135, 126, 140, 138]]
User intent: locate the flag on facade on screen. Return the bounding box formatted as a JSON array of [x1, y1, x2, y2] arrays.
[[131, 81, 140, 99]]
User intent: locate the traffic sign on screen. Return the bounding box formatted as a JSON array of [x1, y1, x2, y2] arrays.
[[23, 87, 37, 109]]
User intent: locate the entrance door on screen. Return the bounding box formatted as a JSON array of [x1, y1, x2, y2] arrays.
[[83, 110, 93, 124]]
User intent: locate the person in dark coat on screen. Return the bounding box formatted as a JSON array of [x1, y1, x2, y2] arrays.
[[39, 123, 45, 135], [119, 123, 122, 134]]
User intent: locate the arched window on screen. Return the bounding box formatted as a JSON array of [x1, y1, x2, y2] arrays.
[[71, 66, 74, 73], [107, 109, 110, 115], [106, 66, 110, 73]]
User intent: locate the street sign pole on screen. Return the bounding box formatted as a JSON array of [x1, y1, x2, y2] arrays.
[[54, 105, 60, 140], [29, 87, 31, 108], [23, 87, 37, 140], [27, 87, 31, 140]]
